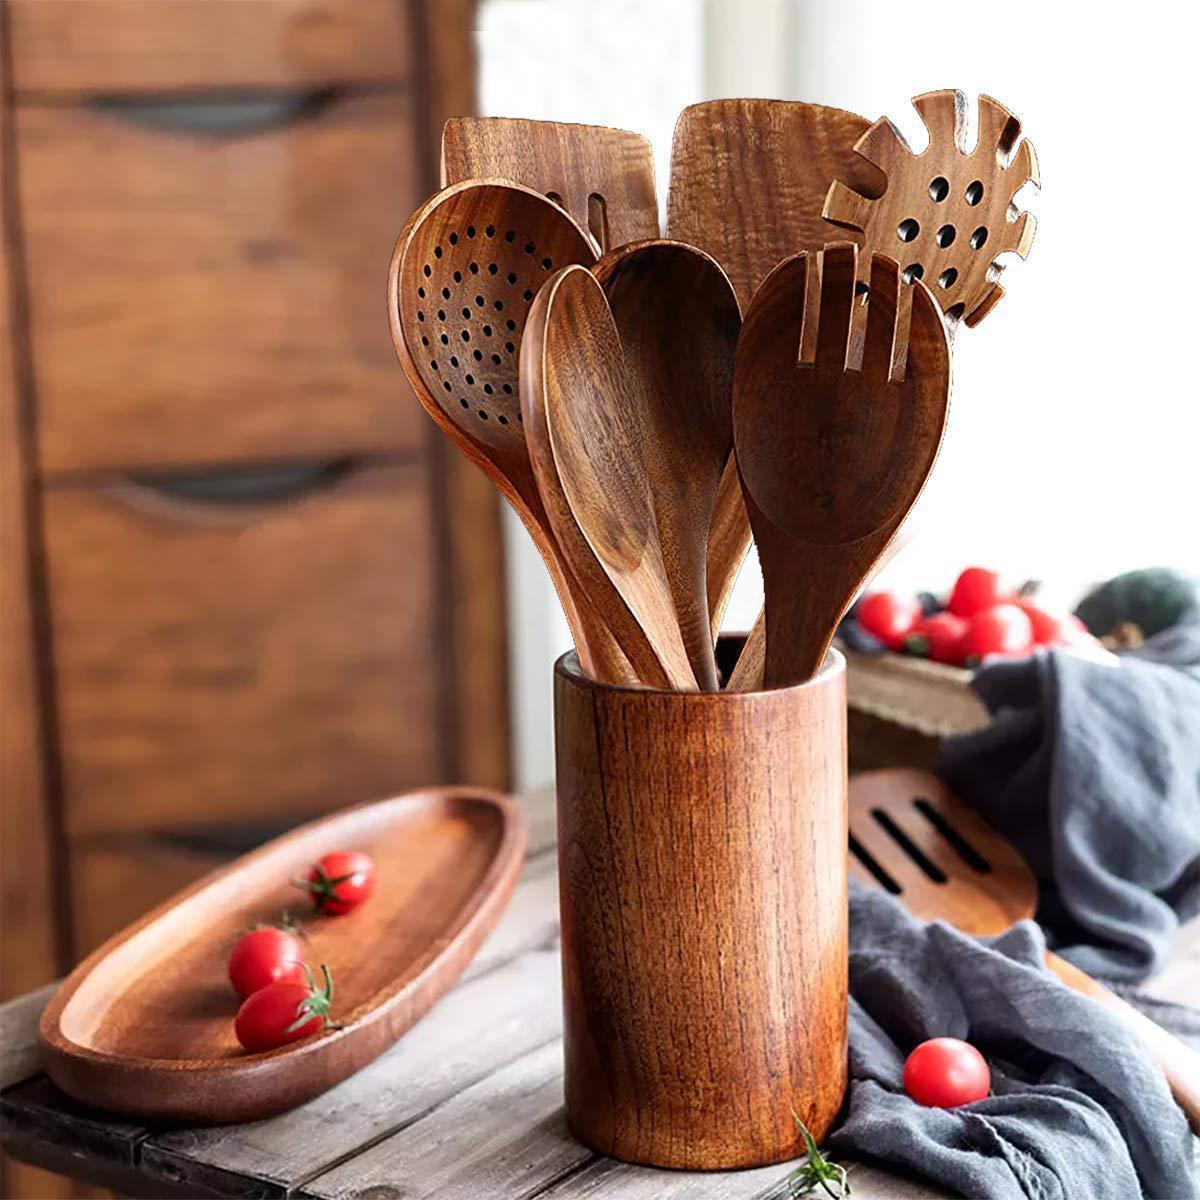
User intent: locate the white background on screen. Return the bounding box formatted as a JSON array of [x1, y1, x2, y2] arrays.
[[477, 0, 1200, 788]]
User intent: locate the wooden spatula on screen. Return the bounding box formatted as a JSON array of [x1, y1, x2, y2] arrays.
[[823, 90, 1038, 329], [592, 240, 740, 691], [667, 100, 881, 640], [731, 243, 950, 688], [521, 265, 697, 691], [849, 769, 1200, 1133], [442, 116, 659, 253], [389, 180, 632, 682]]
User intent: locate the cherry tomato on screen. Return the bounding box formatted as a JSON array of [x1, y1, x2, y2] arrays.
[[228, 925, 307, 999], [235, 963, 338, 1052], [1015, 599, 1072, 647], [856, 591, 922, 650], [947, 568, 1012, 619], [961, 604, 1033, 664], [904, 612, 968, 665], [293, 850, 376, 916], [904, 1037, 990, 1107]]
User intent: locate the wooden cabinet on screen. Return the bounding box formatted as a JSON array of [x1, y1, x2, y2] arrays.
[[1, 7, 501, 1193]]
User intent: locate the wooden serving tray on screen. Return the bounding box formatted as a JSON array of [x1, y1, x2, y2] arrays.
[[39, 788, 525, 1124]]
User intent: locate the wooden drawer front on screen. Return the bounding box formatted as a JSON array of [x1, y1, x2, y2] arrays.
[[69, 836, 228, 960], [18, 92, 424, 473], [44, 461, 442, 836], [8, 0, 413, 95]]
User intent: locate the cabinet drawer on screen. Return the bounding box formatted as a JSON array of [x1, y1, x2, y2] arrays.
[[44, 461, 443, 837], [7, 0, 413, 95], [17, 92, 425, 473]]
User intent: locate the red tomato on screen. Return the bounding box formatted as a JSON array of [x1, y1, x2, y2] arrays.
[[235, 963, 338, 1052], [904, 1037, 991, 1107], [904, 612, 968, 665], [947, 568, 1011, 619], [856, 591, 922, 650], [961, 604, 1033, 664], [294, 850, 376, 916], [228, 926, 307, 999], [1015, 599, 1072, 647]]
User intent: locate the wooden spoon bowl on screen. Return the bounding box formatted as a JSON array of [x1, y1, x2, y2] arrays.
[[733, 242, 950, 687]]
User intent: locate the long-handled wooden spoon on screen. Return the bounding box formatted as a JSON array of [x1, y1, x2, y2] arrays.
[[442, 116, 659, 253], [731, 242, 950, 689], [849, 769, 1200, 1134], [389, 179, 632, 682], [521, 265, 697, 691], [591, 240, 740, 691], [668, 100, 881, 640]]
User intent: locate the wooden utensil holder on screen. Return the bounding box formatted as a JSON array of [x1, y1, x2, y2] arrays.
[[553, 645, 848, 1169]]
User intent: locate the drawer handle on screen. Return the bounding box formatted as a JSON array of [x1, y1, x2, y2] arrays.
[[88, 88, 340, 136], [123, 460, 355, 509]]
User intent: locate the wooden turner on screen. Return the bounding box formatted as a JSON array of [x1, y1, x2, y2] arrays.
[[823, 90, 1038, 329], [849, 769, 1200, 1133], [442, 116, 659, 253], [667, 100, 882, 641], [389, 180, 632, 682], [731, 243, 950, 689]]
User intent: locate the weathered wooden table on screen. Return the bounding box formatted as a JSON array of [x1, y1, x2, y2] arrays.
[[2, 787, 1197, 1199]]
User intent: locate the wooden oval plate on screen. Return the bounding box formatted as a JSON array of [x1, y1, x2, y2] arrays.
[[39, 787, 526, 1124]]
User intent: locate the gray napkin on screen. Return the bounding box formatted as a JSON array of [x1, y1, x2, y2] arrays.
[[831, 885, 1197, 1199], [939, 621, 1200, 983]]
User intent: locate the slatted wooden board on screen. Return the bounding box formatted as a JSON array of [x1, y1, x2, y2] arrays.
[[2, 785, 1197, 1199]]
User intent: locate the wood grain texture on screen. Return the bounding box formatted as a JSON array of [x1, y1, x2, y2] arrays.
[[40, 787, 526, 1124], [554, 648, 848, 1168], [824, 90, 1038, 328], [17, 91, 423, 473], [6, 0, 413, 94], [850, 770, 1200, 1133], [522, 265, 697, 690], [593, 240, 740, 689], [666, 99, 879, 639], [733, 245, 950, 688], [442, 117, 659, 252], [42, 462, 442, 837], [390, 179, 635, 684]]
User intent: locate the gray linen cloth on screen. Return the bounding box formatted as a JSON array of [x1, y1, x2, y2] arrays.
[[831, 884, 1197, 1199], [938, 622, 1200, 983]]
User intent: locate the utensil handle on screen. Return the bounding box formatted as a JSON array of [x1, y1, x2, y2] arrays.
[[1046, 951, 1200, 1134]]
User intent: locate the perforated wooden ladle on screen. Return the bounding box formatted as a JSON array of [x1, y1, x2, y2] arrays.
[[592, 240, 740, 691], [731, 242, 950, 689], [850, 770, 1200, 1133], [389, 179, 633, 683], [521, 265, 697, 691]]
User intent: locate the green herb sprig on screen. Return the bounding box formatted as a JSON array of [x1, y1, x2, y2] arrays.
[[783, 1111, 850, 1198]]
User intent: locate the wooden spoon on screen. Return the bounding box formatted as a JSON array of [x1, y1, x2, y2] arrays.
[[521, 265, 697, 691], [823, 90, 1038, 329], [732, 242, 950, 688], [388, 179, 632, 682], [667, 100, 882, 640], [592, 240, 740, 691], [442, 116, 659, 253], [849, 769, 1200, 1134]]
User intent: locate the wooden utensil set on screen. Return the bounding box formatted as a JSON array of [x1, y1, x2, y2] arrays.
[[390, 91, 1038, 694]]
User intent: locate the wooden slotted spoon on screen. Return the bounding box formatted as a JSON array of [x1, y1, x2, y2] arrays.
[[388, 180, 632, 682], [442, 116, 659, 253], [592, 240, 740, 691], [521, 265, 697, 691], [850, 770, 1200, 1133], [667, 100, 882, 642], [730, 242, 950, 689]]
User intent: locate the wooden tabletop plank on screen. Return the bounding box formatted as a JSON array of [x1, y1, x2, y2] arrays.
[[142, 946, 564, 1196], [297, 1040, 591, 1200], [0, 982, 55, 1088]]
